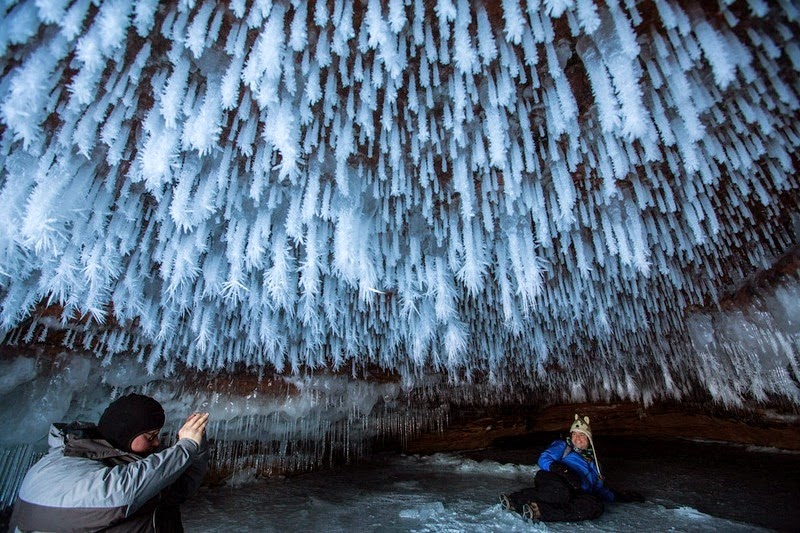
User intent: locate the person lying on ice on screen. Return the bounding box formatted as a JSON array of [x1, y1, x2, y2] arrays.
[[10, 393, 210, 532], [501, 414, 641, 522]]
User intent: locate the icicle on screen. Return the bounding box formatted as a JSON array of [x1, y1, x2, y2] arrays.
[[265, 229, 296, 312], [0, 0, 798, 424], [1, 37, 68, 149], [456, 218, 487, 296], [694, 20, 736, 89], [185, 1, 215, 59], [160, 57, 190, 129], [242, 3, 287, 109], [453, 0, 477, 74], [501, 0, 525, 44], [263, 100, 301, 182], [182, 81, 222, 156], [443, 318, 468, 369], [476, 5, 497, 65], [575, 0, 601, 34], [484, 105, 508, 170], [289, 2, 308, 52], [544, 0, 574, 19], [576, 38, 620, 133]]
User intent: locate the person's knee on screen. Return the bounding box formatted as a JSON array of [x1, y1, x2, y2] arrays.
[[535, 469, 570, 491], [573, 495, 604, 520], [535, 469, 561, 484], [534, 471, 571, 503]]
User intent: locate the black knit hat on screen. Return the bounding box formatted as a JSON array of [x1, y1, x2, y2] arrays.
[[98, 393, 165, 452]]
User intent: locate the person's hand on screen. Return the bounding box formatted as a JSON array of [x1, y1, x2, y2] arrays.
[[550, 462, 582, 491], [178, 412, 209, 445]]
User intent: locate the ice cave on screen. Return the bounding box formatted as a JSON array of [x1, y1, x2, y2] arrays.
[[0, 0, 798, 530]]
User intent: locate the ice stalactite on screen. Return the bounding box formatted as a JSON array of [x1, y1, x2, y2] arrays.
[[0, 350, 452, 510], [0, 0, 798, 440]]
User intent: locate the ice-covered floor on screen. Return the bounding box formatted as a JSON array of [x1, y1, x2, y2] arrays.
[[183, 447, 779, 532]]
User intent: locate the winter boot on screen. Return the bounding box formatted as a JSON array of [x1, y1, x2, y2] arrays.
[[500, 494, 523, 513], [522, 502, 541, 521], [500, 494, 512, 510]]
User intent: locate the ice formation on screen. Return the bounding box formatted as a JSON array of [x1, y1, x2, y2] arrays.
[[0, 0, 799, 509], [0, 350, 449, 510]]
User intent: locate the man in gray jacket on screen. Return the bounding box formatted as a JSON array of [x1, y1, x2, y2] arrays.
[[9, 393, 210, 532]]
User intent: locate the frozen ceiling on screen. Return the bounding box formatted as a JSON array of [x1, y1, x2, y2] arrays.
[[0, 0, 798, 407]]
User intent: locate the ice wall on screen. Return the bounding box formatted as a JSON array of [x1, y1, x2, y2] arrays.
[[0, 0, 798, 451], [0, 351, 448, 510], [685, 273, 800, 407]]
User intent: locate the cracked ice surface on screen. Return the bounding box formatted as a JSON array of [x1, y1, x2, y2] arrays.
[[181, 452, 772, 532]]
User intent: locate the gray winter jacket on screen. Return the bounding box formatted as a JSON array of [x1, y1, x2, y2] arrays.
[[9, 422, 209, 532]]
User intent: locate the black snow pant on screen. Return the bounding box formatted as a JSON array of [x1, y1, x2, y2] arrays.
[[506, 469, 604, 522]]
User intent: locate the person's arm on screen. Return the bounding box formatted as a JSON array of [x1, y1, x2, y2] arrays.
[[537, 440, 566, 471], [119, 412, 210, 515], [158, 435, 210, 506], [158, 412, 210, 506], [104, 438, 202, 516], [587, 460, 615, 501], [596, 482, 615, 501]]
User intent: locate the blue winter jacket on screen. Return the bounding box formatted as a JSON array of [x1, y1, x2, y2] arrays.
[[538, 440, 615, 502]]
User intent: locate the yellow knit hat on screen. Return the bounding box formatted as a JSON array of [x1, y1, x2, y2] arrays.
[[569, 414, 592, 440], [569, 414, 603, 478]]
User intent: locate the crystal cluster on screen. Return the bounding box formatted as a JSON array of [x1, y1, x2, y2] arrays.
[[0, 0, 798, 405]]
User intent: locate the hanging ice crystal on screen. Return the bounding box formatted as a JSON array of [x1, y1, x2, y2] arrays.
[[0, 0, 798, 465]]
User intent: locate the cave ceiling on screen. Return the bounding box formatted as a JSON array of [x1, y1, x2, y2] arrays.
[[0, 0, 798, 409]]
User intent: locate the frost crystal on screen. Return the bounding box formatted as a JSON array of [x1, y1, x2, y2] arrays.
[[0, 0, 798, 409]]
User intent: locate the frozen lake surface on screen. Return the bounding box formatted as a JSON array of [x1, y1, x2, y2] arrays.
[[183, 437, 798, 532]]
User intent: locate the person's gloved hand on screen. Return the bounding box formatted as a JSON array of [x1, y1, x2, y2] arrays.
[[614, 490, 645, 503], [549, 462, 582, 491]]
